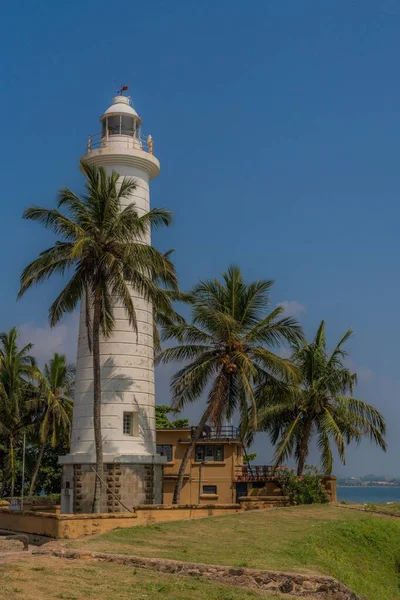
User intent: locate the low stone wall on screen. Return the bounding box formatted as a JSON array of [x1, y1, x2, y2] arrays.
[[0, 504, 241, 539], [34, 548, 361, 599], [239, 496, 289, 510], [134, 504, 240, 526]]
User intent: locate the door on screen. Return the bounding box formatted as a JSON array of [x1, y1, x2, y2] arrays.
[[236, 482, 248, 502]]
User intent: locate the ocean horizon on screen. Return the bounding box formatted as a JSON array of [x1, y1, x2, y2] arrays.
[[337, 486, 400, 504]]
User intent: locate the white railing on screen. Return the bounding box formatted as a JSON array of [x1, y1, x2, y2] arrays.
[[86, 132, 154, 154]]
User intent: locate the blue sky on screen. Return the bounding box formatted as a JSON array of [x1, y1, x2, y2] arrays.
[[1, 0, 399, 476]]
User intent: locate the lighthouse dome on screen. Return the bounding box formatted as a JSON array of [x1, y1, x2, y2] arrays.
[[101, 95, 140, 120]]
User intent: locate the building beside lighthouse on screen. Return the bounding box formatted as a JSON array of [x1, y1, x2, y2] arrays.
[[59, 93, 165, 513]]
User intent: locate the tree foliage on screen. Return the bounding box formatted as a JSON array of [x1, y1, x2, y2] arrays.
[[155, 405, 189, 429], [19, 162, 177, 512], [257, 320, 387, 475], [158, 265, 303, 503]]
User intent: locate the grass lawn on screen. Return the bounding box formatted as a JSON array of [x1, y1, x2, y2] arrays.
[[71, 505, 400, 600], [346, 501, 400, 516], [0, 556, 287, 600]]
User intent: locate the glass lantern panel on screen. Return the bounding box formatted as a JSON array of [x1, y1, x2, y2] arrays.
[[108, 115, 120, 135], [121, 115, 134, 136]]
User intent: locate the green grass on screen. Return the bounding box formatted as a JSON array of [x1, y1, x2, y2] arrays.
[[0, 556, 286, 600], [347, 502, 400, 516], [71, 505, 400, 600]]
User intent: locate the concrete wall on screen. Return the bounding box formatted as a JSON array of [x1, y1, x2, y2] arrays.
[[0, 504, 241, 539], [157, 429, 243, 504]]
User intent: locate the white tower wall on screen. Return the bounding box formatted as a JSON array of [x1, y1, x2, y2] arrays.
[[70, 163, 156, 460], [59, 95, 165, 513]]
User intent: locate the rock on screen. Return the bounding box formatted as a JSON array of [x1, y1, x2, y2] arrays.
[[279, 579, 294, 593], [255, 575, 271, 585], [187, 569, 201, 577], [229, 568, 245, 576]]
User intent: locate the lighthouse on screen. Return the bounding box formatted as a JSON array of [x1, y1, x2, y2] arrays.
[[60, 93, 165, 513]]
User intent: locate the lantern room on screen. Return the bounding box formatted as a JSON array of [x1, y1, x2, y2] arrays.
[[100, 95, 143, 149]]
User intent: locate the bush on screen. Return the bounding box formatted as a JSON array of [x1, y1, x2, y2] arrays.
[[10, 494, 61, 505], [275, 466, 329, 505]]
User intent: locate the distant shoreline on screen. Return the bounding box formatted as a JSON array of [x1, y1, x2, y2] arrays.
[[337, 485, 400, 488]]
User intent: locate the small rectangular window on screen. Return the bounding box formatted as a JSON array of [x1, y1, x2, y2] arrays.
[[195, 445, 224, 462], [123, 412, 134, 436], [205, 446, 214, 460], [156, 444, 173, 462], [214, 446, 224, 461], [203, 485, 217, 495], [195, 446, 205, 462]]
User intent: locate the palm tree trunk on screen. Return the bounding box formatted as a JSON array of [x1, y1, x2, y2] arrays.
[[92, 288, 104, 514], [10, 437, 15, 498], [28, 442, 46, 496], [172, 405, 212, 505], [297, 418, 312, 476]]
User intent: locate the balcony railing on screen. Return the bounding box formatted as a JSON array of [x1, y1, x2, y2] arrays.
[[86, 132, 154, 154], [179, 425, 240, 442], [234, 465, 276, 481]]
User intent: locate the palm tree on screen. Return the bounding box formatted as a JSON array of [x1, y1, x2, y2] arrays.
[[28, 353, 74, 496], [0, 327, 39, 496], [257, 320, 387, 475], [158, 266, 303, 503], [18, 161, 178, 512]]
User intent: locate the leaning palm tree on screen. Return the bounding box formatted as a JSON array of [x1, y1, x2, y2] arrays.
[[158, 266, 303, 503], [257, 320, 386, 475], [18, 161, 178, 512], [0, 327, 39, 496], [28, 353, 74, 496]]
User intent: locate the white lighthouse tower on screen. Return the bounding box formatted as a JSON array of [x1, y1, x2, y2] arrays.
[[60, 93, 165, 513]]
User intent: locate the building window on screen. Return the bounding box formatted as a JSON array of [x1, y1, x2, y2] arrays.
[[195, 445, 224, 462], [123, 412, 135, 436], [203, 485, 217, 495], [156, 444, 173, 462]]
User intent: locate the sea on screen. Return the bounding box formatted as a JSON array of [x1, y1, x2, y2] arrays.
[[337, 486, 400, 504]]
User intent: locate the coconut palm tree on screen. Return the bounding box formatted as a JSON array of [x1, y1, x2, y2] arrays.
[[18, 161, 178, 512], [28, 353, 74, 496], [257, 320, 387, 475], [0, 327, 39, 496], [158, 266, 303, 503]]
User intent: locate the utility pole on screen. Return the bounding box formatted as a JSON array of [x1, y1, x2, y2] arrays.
[[198, 460, 207, 504]]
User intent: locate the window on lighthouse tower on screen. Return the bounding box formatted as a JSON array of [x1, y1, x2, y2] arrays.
[[101, 116, 136, 138], [121, 115, 134, 135], [107, 116, 120, 135], [123, 412, 138, 436]]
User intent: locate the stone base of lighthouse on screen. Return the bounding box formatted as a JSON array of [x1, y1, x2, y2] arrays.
[[60, 458, 164, 514]]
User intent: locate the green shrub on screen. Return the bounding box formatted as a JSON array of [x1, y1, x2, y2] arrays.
[[275, 466, 329, 505], [21, 494, 61, 505]]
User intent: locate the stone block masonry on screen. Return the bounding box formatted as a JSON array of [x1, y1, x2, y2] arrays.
[[72, 463, 163, 513]]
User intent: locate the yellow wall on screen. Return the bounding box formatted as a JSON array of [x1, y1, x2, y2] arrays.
[[0, 505, 241, 539], [156, 429, 243, 504]]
